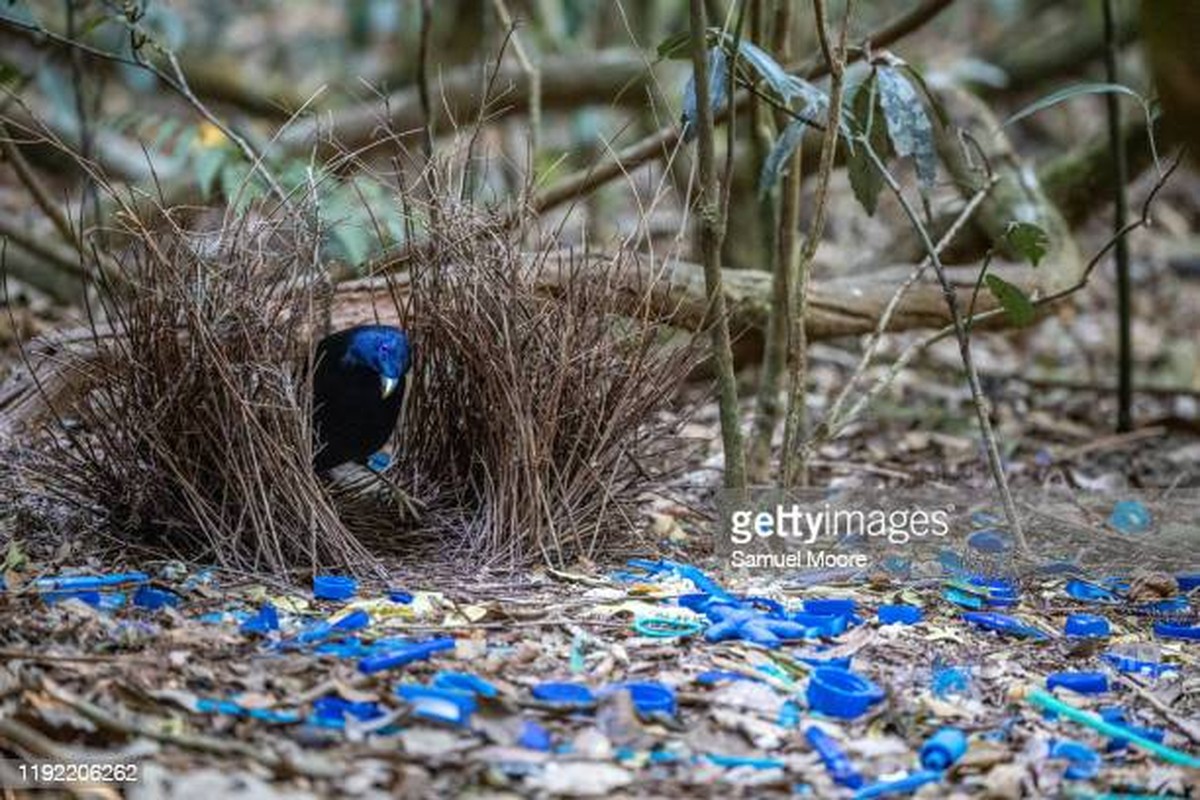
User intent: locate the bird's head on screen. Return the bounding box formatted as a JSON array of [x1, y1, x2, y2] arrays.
[[341, 326, 411, 399]]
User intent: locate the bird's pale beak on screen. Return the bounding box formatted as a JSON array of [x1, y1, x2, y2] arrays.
[[381, 376, 399, 399]]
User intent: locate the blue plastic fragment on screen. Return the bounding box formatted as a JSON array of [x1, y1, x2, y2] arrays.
[[531, 681, 597, 707], [606, 681, 676, 717], [313, 575, 357, 601], [920, 727, 968, 770], [195, 697, 301, 724], [705, 753, 785, 770], [34, 572, 149, 592], [1064, 613, 1110, 639], [942, 586, 986, 610], [239, 603, 280, 635], [133, 586, 181, 610], [97, 593, 126, 612], [1050, 739, 1100, 780], [805, 726, 864, 789], [1100, 651, 1178, 678], [807, 668, 886, 720], [396, 685, 476, 726], [387, 589, 413, 604], [367, 451, 392, 472], [1047, 671, 1109, 695], [1109, 500, 1151, 534], [966, 528, 1013, 554], [804, 598, 856, 617], [292, 609, 371, 646], [518, 720, 552, 751], [311, 695, 385, 728], [1098, 707, 1166, 753], [852, 769, 942, 799], [704, 605, 814, 648], [433, 671, 498, 698], [962, 611, 1048, 640], [1153, 620, 1200, 641], [1179, 574, 1200, 592], [42, 589, 102, 606], [931, 665, 971, 698], [878, 604, 923, 625], [358, 637, 455, 674], [1065, 579, 1121, 603], [778, 700, 801, 728], [1135, 597, 1190, 616]]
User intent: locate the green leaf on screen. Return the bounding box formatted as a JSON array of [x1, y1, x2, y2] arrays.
[[1001, 81, 1145, 129], [877, 66, 937, 187], [985, 274, 1036, 326], [1004, 221, 1049, 267], [846, 77, 888, 216], [2, 538, 27, 573], [758, 118, 807, 198]]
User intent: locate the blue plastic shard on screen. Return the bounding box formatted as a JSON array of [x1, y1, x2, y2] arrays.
[[518, 720, 552, 751], [358, 637, 455, 674], [133, 586, 181, 610], [396, 685, 476, 726], [805, 726, 864, 789], [240, 603, 280, 635], [878, 604, 923, 625], [853, 770, 941, 799], [34, 572, 149, 592], [962, 611, 1048, 640], [1109, 500, 1151, 534], [432, 671, 498, 698], [1049, 739, 1100, 780]]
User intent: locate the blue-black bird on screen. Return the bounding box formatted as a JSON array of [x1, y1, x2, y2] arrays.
[[312, 325, 412, 473]]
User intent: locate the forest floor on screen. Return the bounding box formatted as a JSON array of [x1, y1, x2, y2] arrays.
[[1, 153, 1199, 800]]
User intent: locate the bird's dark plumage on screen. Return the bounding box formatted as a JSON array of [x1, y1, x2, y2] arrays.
[[312, 325, 411, 472]]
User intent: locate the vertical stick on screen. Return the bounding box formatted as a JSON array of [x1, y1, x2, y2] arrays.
[[688, 0, 747, 489], [749, 0, 794, 483], [1103, 0, 1133, 432]]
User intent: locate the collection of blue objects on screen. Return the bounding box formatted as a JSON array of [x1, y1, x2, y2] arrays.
[[10, 553, 1197, 792]]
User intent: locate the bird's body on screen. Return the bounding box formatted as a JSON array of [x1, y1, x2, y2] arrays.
[[312, 325, 411, 473]]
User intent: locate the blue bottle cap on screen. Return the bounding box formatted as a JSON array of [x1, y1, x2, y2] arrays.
[[806, 668, 885, 720], [396, 685, 476, 726], [920, 727, 968, 770], [313, 575, 357, 601], [606, 681, 676, 716], [878, 604, 923, 625], [1063, 613, 1110, 638], [1047, 671, 1109, 695], [531, 681, 596, 707]]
